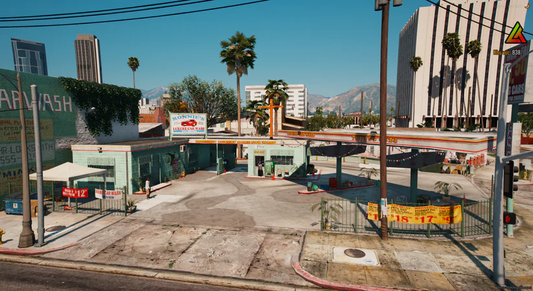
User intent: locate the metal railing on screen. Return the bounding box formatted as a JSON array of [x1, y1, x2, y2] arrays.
[[30, 181, 129, 217], [319, 197, 492, 238]]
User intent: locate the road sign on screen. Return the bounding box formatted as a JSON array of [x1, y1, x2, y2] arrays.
[[505, 123, 513, 156], [505, 42, 530, 104]]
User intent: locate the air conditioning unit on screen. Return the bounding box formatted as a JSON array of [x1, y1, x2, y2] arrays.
[[180, 145, 187, 152]]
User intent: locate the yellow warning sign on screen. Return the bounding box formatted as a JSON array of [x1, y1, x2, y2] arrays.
[[368, 203, 462, 224]]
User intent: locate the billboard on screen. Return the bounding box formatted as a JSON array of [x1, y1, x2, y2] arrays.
[[505, 42, 530, 104], [170, 113, 207, 136]]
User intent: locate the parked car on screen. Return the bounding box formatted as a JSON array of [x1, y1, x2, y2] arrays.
[[181, 119, 197, 126]]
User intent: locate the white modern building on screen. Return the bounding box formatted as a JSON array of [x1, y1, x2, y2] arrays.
[[245, 84, 308, 118], [396, 0, 527, 128]]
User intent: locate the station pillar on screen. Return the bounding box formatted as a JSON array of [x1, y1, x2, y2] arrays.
[[410, 149, 419, 202], [336, 142, 342, 187]]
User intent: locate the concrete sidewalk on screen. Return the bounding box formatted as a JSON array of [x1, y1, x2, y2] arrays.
[[0, 161, 532, 290]]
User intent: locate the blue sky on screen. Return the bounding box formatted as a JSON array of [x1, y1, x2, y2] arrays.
[[1, 0, 532, 97]]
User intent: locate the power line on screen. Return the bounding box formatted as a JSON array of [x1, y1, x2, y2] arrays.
[[0, 0, 268, 29], [0, 0, 211, 22], [0, 0, 197, 20], [0, 0, 266, 29], [440, 0, 533, 36]]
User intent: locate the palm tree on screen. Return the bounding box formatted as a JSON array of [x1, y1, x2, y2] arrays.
[[434, 181, 462, 198], [409, 56, 423, 128], [220, 32, 257, 156], [360, 167, 378, 182], [466, 40, 483, 132], [264, 79, 288, 137], [442, 33, 463, 128], [246, 100, 269, 136], [127, 57, 140, 88]]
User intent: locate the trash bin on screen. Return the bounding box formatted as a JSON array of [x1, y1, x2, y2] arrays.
[[307, 182, 312, 191], [4, 192, 37, 215], [312, 184, 319, 191], [329, 178, 338, 189]]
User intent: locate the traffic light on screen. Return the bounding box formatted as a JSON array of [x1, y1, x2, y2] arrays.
[[503, 212, 517, 225], [504, 161, 519, 199]]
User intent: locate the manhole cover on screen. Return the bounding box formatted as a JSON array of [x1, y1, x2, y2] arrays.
[[46, 225, 66, 232], [344, 248, 366, 258]]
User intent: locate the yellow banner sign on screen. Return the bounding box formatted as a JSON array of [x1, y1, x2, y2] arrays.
[[0, 118, 53, 142], [368, 203, 462, 224]]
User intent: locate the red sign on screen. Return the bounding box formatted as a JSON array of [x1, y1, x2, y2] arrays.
[[62, 187, 88, 198], [505, 42, 530, 104], [506, 123, 513, 156]]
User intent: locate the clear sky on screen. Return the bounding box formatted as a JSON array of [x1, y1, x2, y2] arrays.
[[1, 0, 532, 97]]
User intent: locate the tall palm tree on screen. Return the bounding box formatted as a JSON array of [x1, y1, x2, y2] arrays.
[[265, 79, 288, 137], [466, 40, 483, 132], [220, 32, 257, 157], [442, 33, 463, 128], [409, 56, 423, 128], [127, 57, 140, 88], [246, 100, 269, 136]]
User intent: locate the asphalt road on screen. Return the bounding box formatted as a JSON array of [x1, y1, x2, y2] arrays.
[[0, 261, 248, 291]]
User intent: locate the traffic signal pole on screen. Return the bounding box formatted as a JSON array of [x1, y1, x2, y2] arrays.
[[493, 50, 533, 286]]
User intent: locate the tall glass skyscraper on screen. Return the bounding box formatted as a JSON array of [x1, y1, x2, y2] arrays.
[[11, 38, 48, 75]]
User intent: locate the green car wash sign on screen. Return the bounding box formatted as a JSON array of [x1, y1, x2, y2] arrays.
[[0, 69, 78, 202]]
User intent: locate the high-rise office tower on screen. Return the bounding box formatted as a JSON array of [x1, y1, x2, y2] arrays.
[[74, 34, 103, 83], [11, 38, 48, 75], [396, 0, 527, 128]]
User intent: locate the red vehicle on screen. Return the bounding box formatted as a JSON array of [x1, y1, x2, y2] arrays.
[[181, 119, 197, 126]]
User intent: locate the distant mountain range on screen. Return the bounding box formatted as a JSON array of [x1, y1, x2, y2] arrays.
[[308, 83, 396, 115], [141, 86, 168, 100], [140, 83, 397, 115]]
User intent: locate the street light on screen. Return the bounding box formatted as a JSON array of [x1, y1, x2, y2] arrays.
[[375, 0, 402, 241], [0, 71, 35, 247]]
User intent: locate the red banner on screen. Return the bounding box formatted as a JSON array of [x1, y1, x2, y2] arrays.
[[62, 187, 88, 198]]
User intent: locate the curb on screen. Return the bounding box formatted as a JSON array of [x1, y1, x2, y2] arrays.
[[0, 242, 78, 255], [246, 169, 322, 181], [291, 261, 404, 291], [298, 183, 375, 195], [0, 254, 314, 291]]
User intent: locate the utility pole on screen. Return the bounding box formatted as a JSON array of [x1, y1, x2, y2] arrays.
[[31, 85, 44, 246], [17, 72, 35, 248], [375, 0, 401, 240]]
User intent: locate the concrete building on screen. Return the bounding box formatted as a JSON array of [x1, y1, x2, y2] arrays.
[[245, 84, 308, 118], [396, 0, 527, 128], [74, 34, 103, 83], [11, 38, 48, 76]]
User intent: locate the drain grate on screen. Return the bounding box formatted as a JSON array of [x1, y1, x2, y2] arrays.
[[344, 248, 366, 258], [46, 225, 66, 232]]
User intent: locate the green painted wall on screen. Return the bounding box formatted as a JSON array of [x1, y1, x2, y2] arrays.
[[247, 144, 308, 177]]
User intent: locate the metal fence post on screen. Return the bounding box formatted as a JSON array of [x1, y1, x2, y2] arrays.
[[320, 198, 324, 231], [124, 187, 128, 217], [389, 199, 393, 236], [51, 183, 55, 212], [427, 201, 431, 238], [75, 198, 78, 213], [461, 199, 465, 238], [489, 196, 493, 234], [8, 182, 11, 195], [354, 197, 358, 233]]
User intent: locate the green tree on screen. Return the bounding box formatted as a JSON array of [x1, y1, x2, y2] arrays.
[[519, 113, 533, 137], [127, 57, 140, 89], [388, 106, 395, 123], [360, 167, 378, 181], [466, 40, 483, 132], [264, 79, 289, 136], [316, 106, 324, 116], [409, 56, 423, 128], [168, 75, 237, 128], [442, 33, 463, 129], [246, 100, 269, 136], [220, 32, 257, 148], [307, 115, 327, 131]]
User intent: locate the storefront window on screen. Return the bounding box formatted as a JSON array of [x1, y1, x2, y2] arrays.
[[271, 155, 293, 165]]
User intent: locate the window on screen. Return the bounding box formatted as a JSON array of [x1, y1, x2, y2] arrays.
[[271, 155, 293, 165], [87, 157, 115, 182], [139, 155, 152, 178]]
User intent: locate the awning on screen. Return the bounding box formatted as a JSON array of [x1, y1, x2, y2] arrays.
[[29, 162, 107, 182]]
